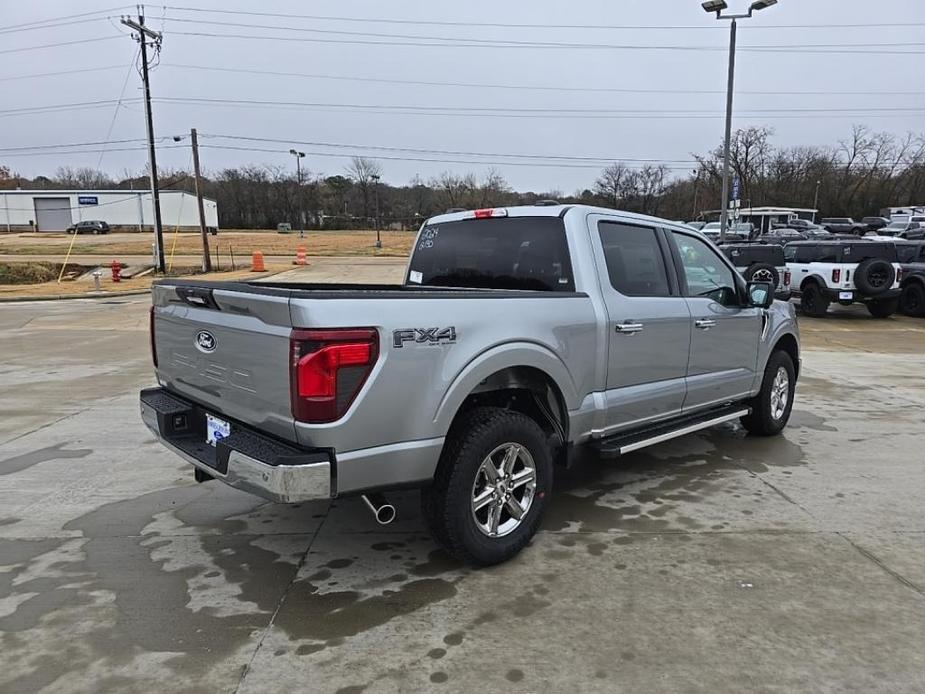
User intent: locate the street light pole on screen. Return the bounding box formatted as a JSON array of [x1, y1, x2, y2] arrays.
[[702, 0, 779, 244], [289, 149, 305, 238], [812, 179, 821, 222]]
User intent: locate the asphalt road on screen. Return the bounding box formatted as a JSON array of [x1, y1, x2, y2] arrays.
[[2, 290, 925, 693]]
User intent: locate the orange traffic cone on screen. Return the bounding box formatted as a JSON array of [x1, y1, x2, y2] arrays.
[[251, 250, 265, 272], [295, 245, 307, 266]]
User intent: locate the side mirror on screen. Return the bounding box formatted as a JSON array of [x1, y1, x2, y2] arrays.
[[747, 281, 774, 309]]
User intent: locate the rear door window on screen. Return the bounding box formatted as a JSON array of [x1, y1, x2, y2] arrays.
[[408, 216, 574, 291], [597, 222, 671, 297]]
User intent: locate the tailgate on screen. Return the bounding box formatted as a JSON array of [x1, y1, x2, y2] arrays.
[[151, 282, 296, 442]]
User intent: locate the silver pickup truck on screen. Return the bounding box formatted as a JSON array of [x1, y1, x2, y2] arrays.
[[141, 204, 800, 565]]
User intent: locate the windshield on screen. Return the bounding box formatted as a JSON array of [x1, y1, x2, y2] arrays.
[[408, 216, 574, 292], [886, 222, 907, 230]]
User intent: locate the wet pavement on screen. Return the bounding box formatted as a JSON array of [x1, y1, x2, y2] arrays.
[[1, 296, 925, 692]]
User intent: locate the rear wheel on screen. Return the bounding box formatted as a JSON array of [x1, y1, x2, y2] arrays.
[[800, 284, 829, 318], [900, 283, 925, 317], [741, 351, 796, 436], [421, 406, 552, 566], [744, 262, 780, 288], [867, 298, 898, 318]]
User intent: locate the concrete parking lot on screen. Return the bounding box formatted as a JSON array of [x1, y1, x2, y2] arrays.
[[2, 270, 925, 692]]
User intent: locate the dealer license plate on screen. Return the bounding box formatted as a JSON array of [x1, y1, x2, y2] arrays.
[[838, 291, 853, 300], [206, 414, 231, 446]]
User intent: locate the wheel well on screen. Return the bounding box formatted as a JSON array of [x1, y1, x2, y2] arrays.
[[452, 366, 569, 462], [773, 334, 800, 378], [901, 275, 925, 290], [800, 276, 822, 292]]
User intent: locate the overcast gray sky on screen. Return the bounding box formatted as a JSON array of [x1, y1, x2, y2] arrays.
[[2, 0, 924, 192]]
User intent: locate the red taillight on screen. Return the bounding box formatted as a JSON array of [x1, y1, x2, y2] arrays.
[[290, 328, 378, 423], [149, 306, 158, 368], [784, 271, 791, 286], [832, 268, 841, 283], [897, 268, 903, 283]]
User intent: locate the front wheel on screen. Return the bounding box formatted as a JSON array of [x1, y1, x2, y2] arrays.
[[741, 351, 796, 436], [867, 298, 898, 318], [421, 407, 552, 566]]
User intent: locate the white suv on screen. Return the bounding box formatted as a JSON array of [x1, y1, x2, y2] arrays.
[[785, 240, 902, 318]]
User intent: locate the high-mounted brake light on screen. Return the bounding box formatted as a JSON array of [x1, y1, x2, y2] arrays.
[[290, 328, 379, 423], [466, 208, 508, 220], [832, 268, 841, 283]]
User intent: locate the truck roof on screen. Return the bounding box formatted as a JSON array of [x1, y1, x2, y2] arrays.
[[425, 204, 696, 232]]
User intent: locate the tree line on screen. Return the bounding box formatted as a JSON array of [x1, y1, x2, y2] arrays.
[[2, 125, 923, 229]]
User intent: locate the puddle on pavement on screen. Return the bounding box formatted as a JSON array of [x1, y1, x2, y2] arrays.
[[0, 443, 91, 476], [0, 484, 318, 692]]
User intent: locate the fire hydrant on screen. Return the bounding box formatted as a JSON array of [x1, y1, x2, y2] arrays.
[[111, 260, 121, 283]]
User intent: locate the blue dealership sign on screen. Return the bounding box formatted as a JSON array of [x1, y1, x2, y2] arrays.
[[78, 195, 99, 205], [731, 177, 740, 201]]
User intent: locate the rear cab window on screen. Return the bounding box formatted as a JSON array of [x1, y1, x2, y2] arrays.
[[597, 221, 671, 297], [408, 216, 574, 291]]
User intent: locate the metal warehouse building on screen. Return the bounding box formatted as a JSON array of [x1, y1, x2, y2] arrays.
[[0, 190, 219, 233]]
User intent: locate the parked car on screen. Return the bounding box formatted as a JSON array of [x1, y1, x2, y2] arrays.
[[820, 218, 867, 235], [871, 221, 924, 240], [759, 228, 807, 245], [895, 240, 925, 317], [701, 222, 752, 242], [66, 220, 110, 235], [141, 204, 800, 566], [861, 216, 891, 232], [720, 243, 792, 299], [785, 239, 902, 318], [782, 219, 823, 233]]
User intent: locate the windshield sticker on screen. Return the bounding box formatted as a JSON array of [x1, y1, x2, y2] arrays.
[[409, 270, 423, 284], [418, 227, 439, 250]]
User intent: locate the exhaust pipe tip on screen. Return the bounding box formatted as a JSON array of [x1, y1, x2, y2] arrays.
[[362, 493, 396, 525]]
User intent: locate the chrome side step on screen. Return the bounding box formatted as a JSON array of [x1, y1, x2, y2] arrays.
[[596, 407, 750, 459]]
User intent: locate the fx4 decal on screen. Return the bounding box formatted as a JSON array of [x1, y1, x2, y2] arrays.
[[393, 327, 457, 348]]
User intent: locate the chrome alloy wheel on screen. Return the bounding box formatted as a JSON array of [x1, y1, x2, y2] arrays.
[[769, 366, 790, 421], [752, 268, 775, 282], [471, 443, 537, 538]]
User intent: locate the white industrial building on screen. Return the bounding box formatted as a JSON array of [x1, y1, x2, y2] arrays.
[[0, 190, 219, 233]]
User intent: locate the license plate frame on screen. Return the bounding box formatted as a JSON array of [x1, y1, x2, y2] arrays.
[[838, 291, 853, 300], [205, 413, 231, 446]]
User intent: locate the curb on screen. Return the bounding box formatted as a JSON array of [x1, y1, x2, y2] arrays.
[[0, 271, 278, 303]]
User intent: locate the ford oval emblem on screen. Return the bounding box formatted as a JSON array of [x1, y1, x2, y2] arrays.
[[195, 330, 216, 353]]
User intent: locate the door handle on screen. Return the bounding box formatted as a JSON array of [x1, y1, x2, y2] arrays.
[[615, 322, 644, 335], [695, 319, 717, 330]]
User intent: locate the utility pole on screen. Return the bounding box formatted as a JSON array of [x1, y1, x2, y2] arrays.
[[812, 179, 821, 222], [191, 128, 211, 271], [371, 174, 382, 248], [289, 149, 306, 238], [121, 6, 166, 273]]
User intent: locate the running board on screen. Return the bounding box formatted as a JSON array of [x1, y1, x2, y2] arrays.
[[595, 406, 750, 459]]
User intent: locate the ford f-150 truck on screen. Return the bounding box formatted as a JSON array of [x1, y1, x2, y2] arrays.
[[141, 205, 800, 565]]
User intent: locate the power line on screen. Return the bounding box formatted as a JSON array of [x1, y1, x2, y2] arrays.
[[164, 28, 925, 55], [0, 65, 126, 82], [152, 95, 925, 117], [0, 36, 123, 55], [200, 133, 696, 164], [162, 62, 924, 98], [162, 16, 925, 52], [161, 6, 925, 31], [0, 6, 130, 32], [0, 99, 138, 118], [0, 16, 112, 35], [0, 138, 150, 153]]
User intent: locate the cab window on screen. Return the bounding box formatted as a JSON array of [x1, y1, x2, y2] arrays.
[[597, 222, 671, 297], [671, 232, 738, 306]]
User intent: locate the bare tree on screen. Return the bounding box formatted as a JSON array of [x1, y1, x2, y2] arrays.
[[594, 163, 630, 207], [346, 156, 382, 219]]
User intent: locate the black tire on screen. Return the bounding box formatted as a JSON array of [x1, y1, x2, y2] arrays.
[[741, 351, 796, 436], [867, 298, 898, 319], [800, 283, 829, 318], [744, 262, 780, 287], [900, 283, 925, 317], [855, 258, 895, 296], [421, 406, 552, 566]]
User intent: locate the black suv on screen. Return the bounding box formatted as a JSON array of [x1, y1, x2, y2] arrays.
[[66, 220, 110, 235], [896, 240, 925, 317], [719, 243, 791, 299]]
